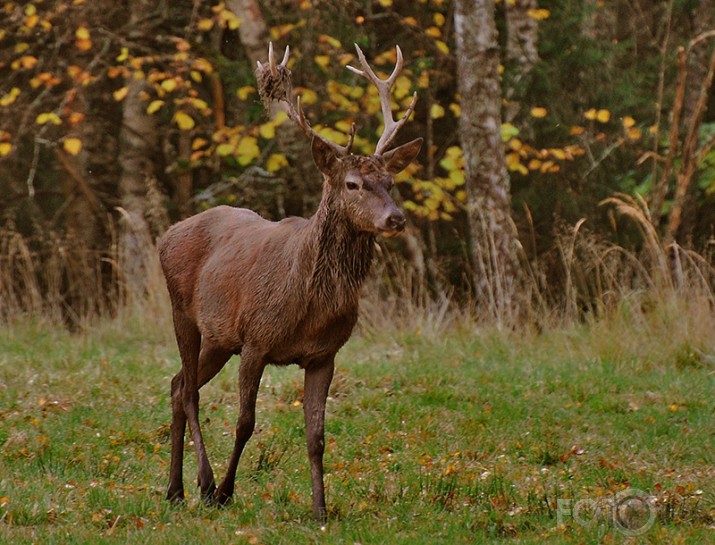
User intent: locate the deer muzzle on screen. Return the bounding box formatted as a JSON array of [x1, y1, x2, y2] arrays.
[[377, 209, 406, 238]]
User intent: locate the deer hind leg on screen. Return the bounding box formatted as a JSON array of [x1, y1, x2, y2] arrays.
[[214, 347, 266, 506], [303, 358, 335, 521], [181, 340, 233, 501], [166, 310, 201, 502]]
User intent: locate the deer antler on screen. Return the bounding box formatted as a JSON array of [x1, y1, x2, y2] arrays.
[[256, 43, 356, 156], [347, 44, 418, 156]]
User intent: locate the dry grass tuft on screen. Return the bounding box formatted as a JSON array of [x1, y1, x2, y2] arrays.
[[1, 197, 713, 350]]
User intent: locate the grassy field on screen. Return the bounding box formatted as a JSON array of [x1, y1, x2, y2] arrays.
[[0, 299, 713, 545]]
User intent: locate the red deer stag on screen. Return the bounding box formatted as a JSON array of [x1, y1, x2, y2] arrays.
[[158, 42, 422, 520]]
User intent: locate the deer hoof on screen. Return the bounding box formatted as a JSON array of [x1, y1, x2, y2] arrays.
[[212, 485, 234, 507], [200, 481, 217, 504], [166, 487, 185, 504]]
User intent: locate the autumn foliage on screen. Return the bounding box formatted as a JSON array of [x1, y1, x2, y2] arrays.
[[0, 0, 714, 322]]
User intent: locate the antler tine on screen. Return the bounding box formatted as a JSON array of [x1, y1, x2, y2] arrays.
[[347, 44, 417, 156], [280, 44, 290, 67], [294, 96, 352, 155], [257, 42, 357, 157]]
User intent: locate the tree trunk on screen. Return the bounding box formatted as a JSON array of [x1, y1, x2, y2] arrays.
[[118, 76, 158, 296], [504, 0, 540, 123], [455, 0, 525, 323], [682, 0, 713, 131]]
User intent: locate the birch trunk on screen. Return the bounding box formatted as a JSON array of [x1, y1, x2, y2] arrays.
[[118, 74, 158, 295], [504, 0, 540, 123], [455, 0, 525, 323]]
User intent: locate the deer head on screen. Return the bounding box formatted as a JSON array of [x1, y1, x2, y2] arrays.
[[256, 43, 422, 237]]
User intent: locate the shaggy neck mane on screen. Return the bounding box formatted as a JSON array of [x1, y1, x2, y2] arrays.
[[306, 182, 375, 312]]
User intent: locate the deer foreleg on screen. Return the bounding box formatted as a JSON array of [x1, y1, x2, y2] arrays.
[[303, 358, 335, 521]]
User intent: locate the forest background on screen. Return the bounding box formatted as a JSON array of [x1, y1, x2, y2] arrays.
[[0, 0, 714, 325]]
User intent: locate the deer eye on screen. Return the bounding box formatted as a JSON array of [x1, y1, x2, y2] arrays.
[[346, 180, 360, 191]]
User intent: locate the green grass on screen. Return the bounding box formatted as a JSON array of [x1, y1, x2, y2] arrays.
[[0, 304, 713, 544]]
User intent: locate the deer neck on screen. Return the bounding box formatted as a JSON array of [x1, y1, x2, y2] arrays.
[[306, 183, 375, 310]]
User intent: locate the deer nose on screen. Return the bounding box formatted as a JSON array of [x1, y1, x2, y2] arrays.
[[385, 211, 406, 232]]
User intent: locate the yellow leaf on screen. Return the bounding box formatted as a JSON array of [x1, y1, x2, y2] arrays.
[[435, 40, 449, 55], [449, 169, 465, 186], [377, 0, 393, 6], [113, 86, 128, 101], [0, 142, 13, 157], [270, 23, 297, 41], [218, 9, 241, 30], [596, 109, 610, 123], [24, 5, 36, 16], [75, 37, 92, 52], [530, 106, 548, 118], [146, 100, 164, 114], [569, 125, 585, 136], [425, 26, 441, 38], [449, 103, 461, 117], [266, 153, 288, 172], [622, 115, 636, 128], [417, 72, 430, 89], [216, 143, 235, 156], [394, 76, 412, 99], [36, 112, 61, 125], [197, 18, 214, 31], [506, 152, 528, 174], [527, 8, 551, 20], [237, 86, 256, 100], [161, 78, 178, 93], [259, 122, 275, 139], [528, 159, 542, 170], [192, 137, 208, 150], [402, 16, 418, 26], [335, 120, 354, 133], [236, 136, 259, 165], [116, 47, 128, 62], [540, 160, 555, 173], [264, 112, 284, 128], [433, 13, 446, 26], [549, 148, 567, 160], [456, 190, 467, 202], [627, 127, 642, 140], [299, 88, 318, 105], [190, 70, 202, 83], [0, 87, 20, 107], [317, 127, 348, 145], [584, 108, 597, 121], [314, 55, 330, 69], [501, 122, 520, 142], [319, 34, 342, 49], [63, 137, 82, 156], [430, 104, 445, 119], [25, 14, 39, 28], [74, 26, 92, 51], [14, 55, 38, 70], [174, 111, 195, 130]]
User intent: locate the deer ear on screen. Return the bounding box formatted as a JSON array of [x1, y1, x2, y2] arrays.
[[311, 136, 341, 177], [381, 138, 423, 175]]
